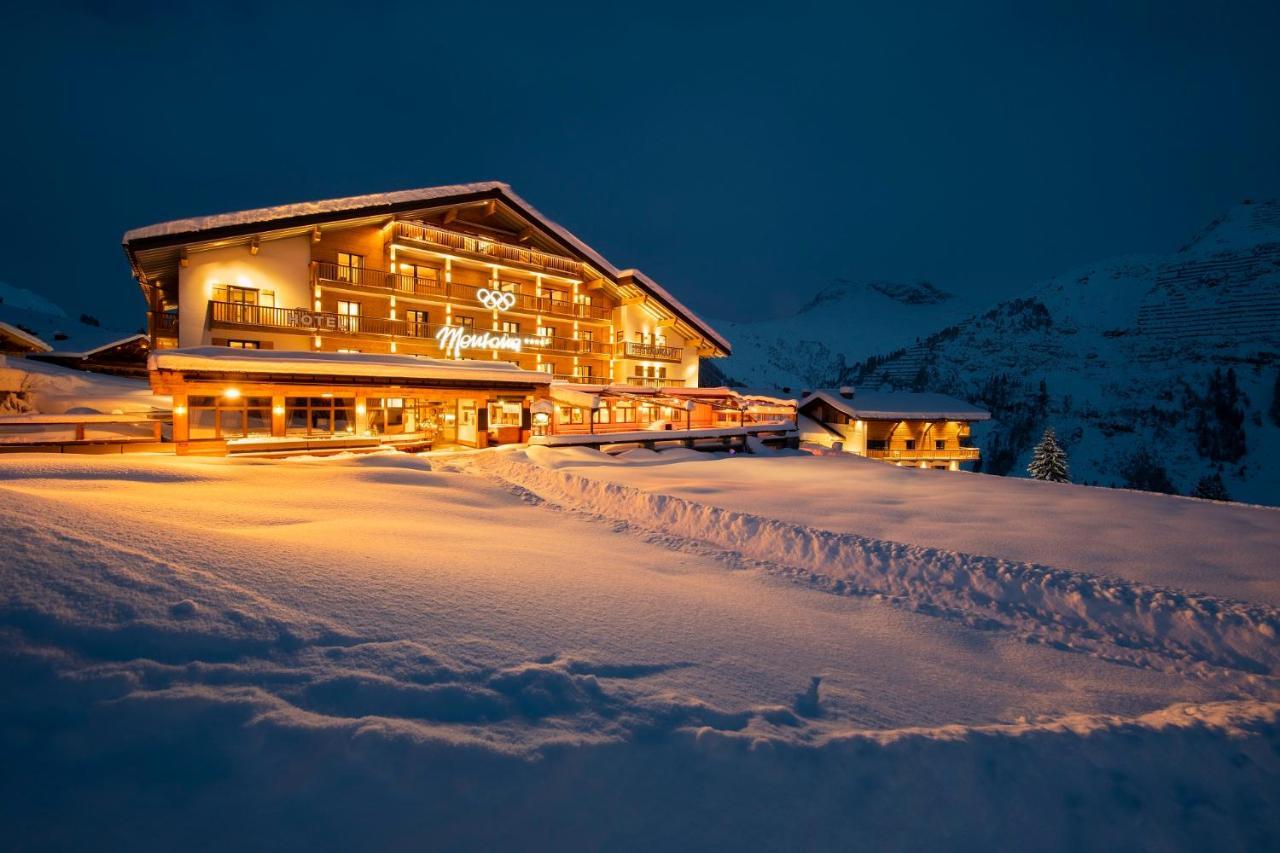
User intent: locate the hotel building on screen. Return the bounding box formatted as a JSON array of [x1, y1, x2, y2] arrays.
[[123, 182, 795, 453]]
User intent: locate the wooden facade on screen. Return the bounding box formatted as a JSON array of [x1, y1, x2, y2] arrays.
[[799, 390, 987, 470]]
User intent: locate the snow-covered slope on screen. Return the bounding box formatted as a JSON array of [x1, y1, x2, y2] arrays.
[[710, 279, 980, 389], [1, 448, 1277, 850], [849, 199, 1280, 504]]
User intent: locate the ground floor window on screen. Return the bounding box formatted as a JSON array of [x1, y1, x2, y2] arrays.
[[366, 397, 406, 435], [188, 395, 271, 439], [286, 396, 355, 435]]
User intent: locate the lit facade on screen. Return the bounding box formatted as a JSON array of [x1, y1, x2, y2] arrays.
[[124, 183, 795, 453], [797, 389, 989, 470]]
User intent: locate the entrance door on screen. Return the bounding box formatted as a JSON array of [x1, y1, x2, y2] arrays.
[[457, 399, 478, 445]]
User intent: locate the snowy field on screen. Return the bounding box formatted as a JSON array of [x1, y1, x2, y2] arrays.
[[2, 447, 1278, 851]]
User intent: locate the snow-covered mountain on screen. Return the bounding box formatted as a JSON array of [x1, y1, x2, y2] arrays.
[[709, 279, 980, 389], [708, 200, 1280, 504], [840, 200, 1280, 505]]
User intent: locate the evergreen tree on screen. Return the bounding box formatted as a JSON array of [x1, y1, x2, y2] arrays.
[[1119, 446, 1178, 495], [1192, 473, 1231, 502], [1027, 427, 1070, 483]]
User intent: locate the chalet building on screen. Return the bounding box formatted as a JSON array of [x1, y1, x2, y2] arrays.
[[123, 182, 796, 454], [798, 388, 989, 470]]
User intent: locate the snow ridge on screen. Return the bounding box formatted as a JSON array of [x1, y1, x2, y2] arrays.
[[474, 451, 1280, 685]]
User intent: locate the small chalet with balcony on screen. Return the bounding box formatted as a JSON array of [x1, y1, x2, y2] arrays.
[[798, 387, 989, 470]]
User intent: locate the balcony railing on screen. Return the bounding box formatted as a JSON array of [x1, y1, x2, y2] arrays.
[[208, 301, 613, 359], [314, 262, 610, 321], [616, 341, 683, 363], [393, 220, 585, 278], [151, 312, 178, 337], [865, 447, 981, 461]]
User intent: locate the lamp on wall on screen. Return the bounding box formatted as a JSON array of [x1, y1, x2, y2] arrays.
[[249, 237, 260, 255]]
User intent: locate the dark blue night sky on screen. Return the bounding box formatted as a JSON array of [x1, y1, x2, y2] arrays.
[[3, 0, 1278, 328]]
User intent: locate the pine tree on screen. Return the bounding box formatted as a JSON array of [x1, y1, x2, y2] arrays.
[[1192, 472, 1231, 502], [1027, 427, 1070, 483]]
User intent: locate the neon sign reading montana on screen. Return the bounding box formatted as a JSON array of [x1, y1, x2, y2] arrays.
[[435, 326, 522, 358]]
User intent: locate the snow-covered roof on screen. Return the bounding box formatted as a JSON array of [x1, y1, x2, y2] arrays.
[[149, 347, 553, 385], [0, 320, 52, 352], [799, 389, 991, 421], [123, 182, 507, 243], [122, 182, 730, 355]]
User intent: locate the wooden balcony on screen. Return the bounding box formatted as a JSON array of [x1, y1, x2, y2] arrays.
[[151, 312, 178, 339], [207, 301, 612, 361], [865, 447, 980, 462], [615, 341, 683, 363], [314, 262, 611, 322], [392, 221, 585, 279]]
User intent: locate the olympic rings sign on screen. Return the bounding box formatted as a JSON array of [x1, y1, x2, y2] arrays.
[[476, 288, 517, 311]]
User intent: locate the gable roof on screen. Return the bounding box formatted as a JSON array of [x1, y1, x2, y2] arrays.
[[0, 320, 52, 352], [799, 389, 991, 421], [122, 182, 729, 354]]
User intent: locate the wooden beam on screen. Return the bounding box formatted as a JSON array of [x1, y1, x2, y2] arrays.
[[483, 199, 498, 218], [517, 225, 535, 243], [584, 277, 606, 291], [621, 295, 647, 306], [443, 208, 459, 225]]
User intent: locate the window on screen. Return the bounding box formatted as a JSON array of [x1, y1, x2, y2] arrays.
[[366, 397, 406, 436], [500, 320, 520, 335], [212, 285, 275, 323], [572, 364, 593, 381], [187, 395, 271, 440], [905, 440, 916, 450], [578, 329, 594, 352], [227, 340, 259, 349], [336, 348, 361, 353], [536, 325, 557, 347], [337, 252, 364, 284], [542, 288, 565, 312], [452, 315, 474, 330], [406, 309, 430, 337], [935, 439, 947, 450], [285, 397, 355, 436], [614, 400, 636, 422], [867, 439, 888, 451], [537, 362, 554, 374], [559, 406, 584, 425], [337, 300, 360, 332]]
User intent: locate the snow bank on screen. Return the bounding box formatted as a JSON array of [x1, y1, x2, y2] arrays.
[[474, 451, 1280, 679]]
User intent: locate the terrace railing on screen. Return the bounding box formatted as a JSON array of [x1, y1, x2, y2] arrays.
[[314, 263, 610, 321]]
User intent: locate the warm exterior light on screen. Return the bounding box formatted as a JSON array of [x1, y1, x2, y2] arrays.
[[321, 392, 334, 398], [223, 388, 241, 399], [356, 403, 367, 415], [174, 405, 187, 416], [273, 405, 285, 415]]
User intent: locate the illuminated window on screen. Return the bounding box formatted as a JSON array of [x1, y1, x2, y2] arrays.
[[337, 300, 360, 332], [453, 315, 474, 330], [572, 364, 594, 381], [187, 394, 271, 440], [336, 252, 365, 284], [405, 309, 430, 337], [285, 397, 355, 436], [212, 285, 274, 322], [537, 362, 554, 374], [500, 320, 520, 335], [226, 340, 259, 349]]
